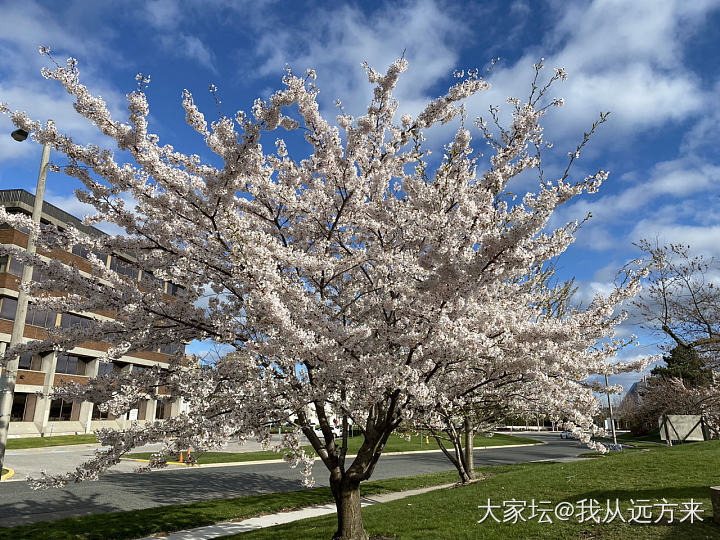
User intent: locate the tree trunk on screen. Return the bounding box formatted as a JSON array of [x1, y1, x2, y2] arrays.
[[462, 418, 476, 481], [331, 474, 368, 540]]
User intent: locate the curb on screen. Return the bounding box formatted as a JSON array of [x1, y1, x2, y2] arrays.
[[125, 459, 198, 466], [121, 442, 546, 470], [1, 467, 15, 480]]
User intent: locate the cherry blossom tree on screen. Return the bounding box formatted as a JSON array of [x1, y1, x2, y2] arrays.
[[412, 258, 644, 484], [0, 52, 644, 539], [412, 268, 644, 484]]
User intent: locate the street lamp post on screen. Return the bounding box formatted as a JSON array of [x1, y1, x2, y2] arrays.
[[604, 372, 618, 447], [0, 128, 50, 475]]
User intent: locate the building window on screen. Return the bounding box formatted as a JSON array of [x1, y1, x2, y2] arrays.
[[1, 208, 31, 233], [96, 361, 116, 376], [10, 393, 35, 422], [110, 256, 139, 281], [0, 297, 18, 321], [27, 306, 57, 328], [60, 313, 93, 329], [7, 256, 24, 276], [17, 352, 43, 371], [91, 405, 111, 420], [141, 271, 161, 288], [55, 354, 89, 375], [0, 298, 56, 328], [72, 244, 90, 259], [0, 255, 52, 283], [166, 283, 186, 297], [48, 399, 73, 421], [159, 343, 183, 355], [137, 400, 150, 420], [31, 265, 45, 282], [71, 245, 107, 265], [156, 400, 172, 419], [17, 353, 33, 370]]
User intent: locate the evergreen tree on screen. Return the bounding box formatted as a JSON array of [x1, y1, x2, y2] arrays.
[[651, 346, 713, 387]]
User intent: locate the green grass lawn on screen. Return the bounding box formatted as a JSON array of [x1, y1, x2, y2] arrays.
[[6, 434, 98, 449], [2, 441, 717, 539], [0, 470, 462, 540], [237, 441, 720, 539], [617, 429, 664, 444], [125, 432, 540, 464]]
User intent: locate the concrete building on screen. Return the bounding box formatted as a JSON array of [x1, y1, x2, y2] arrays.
[[0, 189, 185, 437]]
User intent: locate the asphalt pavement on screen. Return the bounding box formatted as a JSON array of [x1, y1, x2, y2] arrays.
[[0, 431, 587, 527]]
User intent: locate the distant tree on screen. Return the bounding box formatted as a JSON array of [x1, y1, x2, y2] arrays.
[[651, 345, 713, 388], [625, 377, 720, 438], [635, 241, 720, 371]]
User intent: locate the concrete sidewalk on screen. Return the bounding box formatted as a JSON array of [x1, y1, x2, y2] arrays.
[[138, 483, 455, 539]]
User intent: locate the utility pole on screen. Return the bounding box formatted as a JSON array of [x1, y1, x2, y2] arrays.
[[604, 372, 618, 446], [0, 130, 50, 475]]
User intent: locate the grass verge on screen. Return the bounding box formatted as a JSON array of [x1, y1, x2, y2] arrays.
[[6, 434, 98, 450], [616, 429, 664, 444], [126, 432, 540, 464], [0, 469, 464, 540], [236, 441, 720, 539]]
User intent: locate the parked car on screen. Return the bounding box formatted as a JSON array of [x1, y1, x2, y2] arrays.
[[560, 430, 575, 439], [313, 424, 342, 438]]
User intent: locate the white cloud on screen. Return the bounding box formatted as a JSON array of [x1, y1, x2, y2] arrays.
[[464, 0, 716, 152], [0, 81, 124, 162], [572, 279, 616, 307], [43, 188, 137, 236], [186, 338, 235, 364], [44, 190, 97, 220], [245, 0, 720, 197], [159, 33, 217, 73], [509, 0, 531, 17], [630, 222, 720, 259], [0, 1, 127, 164], [255, 0, 467, 118], [146, 0, 182, 29], [607, 350, 658, 395], [583, 158, 718, 221], [547, 156, 720, 252]]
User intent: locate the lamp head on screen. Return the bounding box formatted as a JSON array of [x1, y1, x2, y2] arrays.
[[11, 129, 29, 142]]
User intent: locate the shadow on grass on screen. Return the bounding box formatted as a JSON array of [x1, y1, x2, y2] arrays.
[[0, 490, 121, 531], [0, 485, 338, 540], [0, 468, 309, 530]]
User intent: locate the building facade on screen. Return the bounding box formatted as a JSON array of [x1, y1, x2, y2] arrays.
[[0, 189, 185, 437]]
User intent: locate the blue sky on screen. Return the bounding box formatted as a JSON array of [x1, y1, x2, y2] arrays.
[[1, 0, 719, 394]]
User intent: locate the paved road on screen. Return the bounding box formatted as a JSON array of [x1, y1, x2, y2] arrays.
[[0, 432, 586, 527], [3, 435, 296, 482]]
